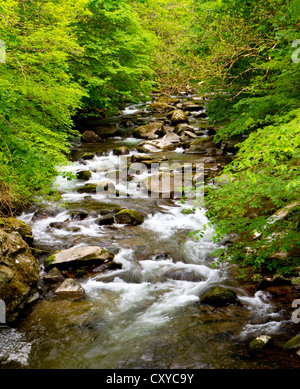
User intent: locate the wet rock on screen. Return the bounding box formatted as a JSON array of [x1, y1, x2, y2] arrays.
[[81, 153, 95, 160], [76, 170, 92, 181], [113, 146, 129, 156], [149, 102, 174, 113], [168, 109, 189, 125], [95, 215, 115, 226], [182, 103, 204, 112], [94, 124, 119, 138], [0, 229, 40, 323], [161, 133, 181, 143], [200, 287, 240, 307], [132, 122, 167, 139], [137, 139, 177, 153], [174, 123, 196, 135], [49, 222, 65, 230], [157, 96, 180, 105], [115, 209, 144, 225], [31, 208, 58, 222], [184, 136, 218, 154], [44, 246, 115, 274], [283, 334, 300, 351], [250, 335, 272, 351], [77, 184, 97, 194], [0, 217, 33, 246], [44, 267, 65, 284], [54, 278, 85, 298], [131, 153, 153, 162], [81, 130, 102, 143]]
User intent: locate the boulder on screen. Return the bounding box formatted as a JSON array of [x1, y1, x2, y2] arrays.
[[0, 229, 40, 323], [174, 123, 197, 135], [94, 124, 119, 138], [115, 209, 144, 226], [168, 110, 189, 125], [161, 133, 181, 143], [76, 170, 92, 181], [31, 208, 58, 221], [95, 215, 115, 226], [54, 278, 85, 298], [137, 139, 177, 153], [132, 122, 166, 139], [44, 245, 115, 274], [149, 102, 174, 113], [113, 146, 129, 156], [200, 287, 240, 307], [184, 136, 218, 154], [0, 217, 33, 246], [77, 184, 97, 194], [250, 335, 272, 351], [131, 153, 153, 163], [81, 130, 102, 143]]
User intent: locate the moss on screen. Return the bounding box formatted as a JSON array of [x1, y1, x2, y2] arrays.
[[44, 254, 57, 271], [82, 153, 95, 160], [283, 334, 300, 351]]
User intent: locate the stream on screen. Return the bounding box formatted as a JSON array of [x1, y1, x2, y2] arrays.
[[0, 95, 298, 369]]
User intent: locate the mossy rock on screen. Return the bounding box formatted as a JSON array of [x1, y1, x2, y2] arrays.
[[200, 286, 240, 307], [115, 209, 144, 226], [0, 217, 33, 246], [283, 334, 300, 351], [76, 170, 92, 180], [82, 153, 95, 160], [44, 246, 115, 275], [250, 335, 272, 351], [113, 146, 129, 156], [77, 184, 97, 194]]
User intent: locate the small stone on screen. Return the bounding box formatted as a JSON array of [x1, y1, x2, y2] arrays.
[[44, 267, 65, 284], [54, 278, 85, 298], [250, 335, 272, 351]]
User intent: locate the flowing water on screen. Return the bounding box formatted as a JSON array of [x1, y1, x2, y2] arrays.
[[0, 97, 298, 369]]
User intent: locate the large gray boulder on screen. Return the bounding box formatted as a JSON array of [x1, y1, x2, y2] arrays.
[[44, 246, 115, 275], [0, 229, 40, 323]]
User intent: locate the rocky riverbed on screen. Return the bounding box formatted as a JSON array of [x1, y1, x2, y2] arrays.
[[0, 92, 299, 369]]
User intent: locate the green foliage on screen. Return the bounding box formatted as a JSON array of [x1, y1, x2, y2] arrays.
[[72, 0, 157, 116], [0, 0, 157, 212], [0, 0, 88, 213]]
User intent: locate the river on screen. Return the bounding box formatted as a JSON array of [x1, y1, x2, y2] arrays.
[[0, 95, 298, 369]]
